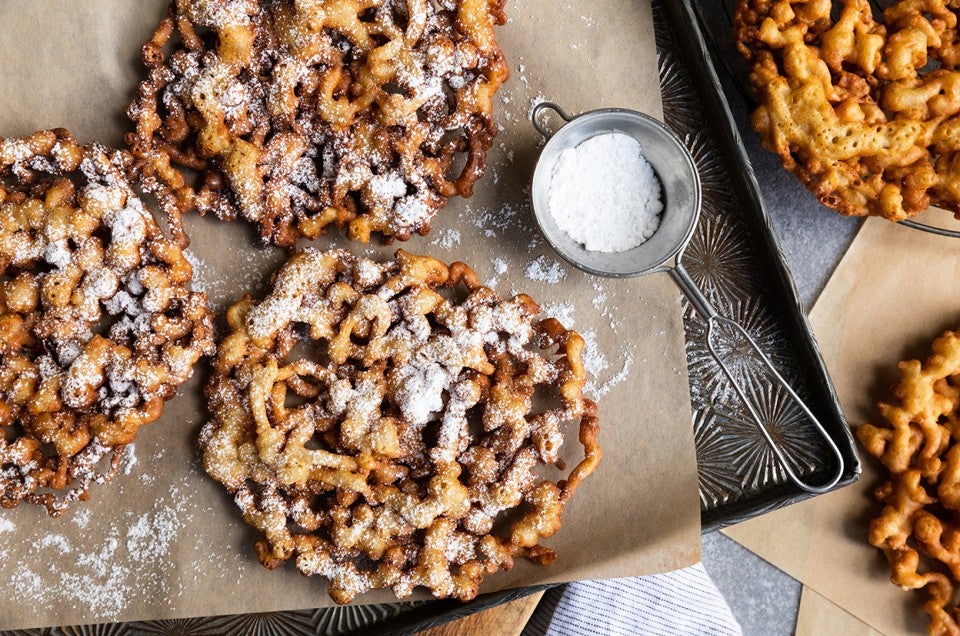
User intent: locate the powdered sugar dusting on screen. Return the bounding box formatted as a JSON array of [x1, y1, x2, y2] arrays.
[[486, 256, 510, 287], [182, 249, 207, 293], [524, 255, 567, 284], [528, 94, 547, 120], [126, 506, 182, 563], [179, 222, 281, 311], [432, 228, 462, 250], [591, 281, 608, 309], [472, 201, 525, 238], [580, 329, 609, 384], [6, 475, 214, 623], [72, 509, 91, 529], [577, 329, 633, 398], [120, 445, 138, 475], [596, 352, 634, 398], [40, 534, 71, 555], [541, 300, 576, 326]]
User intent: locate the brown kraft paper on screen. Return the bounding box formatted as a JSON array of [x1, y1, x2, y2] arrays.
[[724, 209, 960, 635], [0, 0, 701, 629], [796, 586, 881, 636]]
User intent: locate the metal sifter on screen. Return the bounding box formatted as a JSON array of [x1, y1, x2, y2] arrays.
[[530, 102, 844, 494]]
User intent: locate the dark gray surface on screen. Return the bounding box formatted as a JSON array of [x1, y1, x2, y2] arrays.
[[702, 533, 799, 636], [696, 2, 862, 632]]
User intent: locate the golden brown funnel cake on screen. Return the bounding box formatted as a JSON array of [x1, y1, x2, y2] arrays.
[[126, 0, 510, 248], [199, 248, 601, 603], [857, 328, 960, 636], [735, 0, 960, 222], [0, 129, 215, 516]]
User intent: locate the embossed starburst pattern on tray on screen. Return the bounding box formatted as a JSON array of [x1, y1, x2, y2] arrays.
[[656, 2, 833, 506]]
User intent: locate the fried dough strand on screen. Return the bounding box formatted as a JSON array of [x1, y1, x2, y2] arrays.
[[0, 129, 215, 516], [199, 248, 600, 603], [857, 328, 960, 636], [127, 0, 509, 247], [735, 0, 960, 222]]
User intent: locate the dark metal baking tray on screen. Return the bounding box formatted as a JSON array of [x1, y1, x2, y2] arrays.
[[3, 1, 860, 633], [662, 0, 860, 532]]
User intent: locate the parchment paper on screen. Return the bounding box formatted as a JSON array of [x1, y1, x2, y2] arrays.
[[723, 209, 960, 635], [0, 0, 700, 630], [796, 586, 881, 636]]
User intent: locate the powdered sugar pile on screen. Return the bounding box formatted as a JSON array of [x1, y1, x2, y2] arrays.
[[547, 132, 663, 252]]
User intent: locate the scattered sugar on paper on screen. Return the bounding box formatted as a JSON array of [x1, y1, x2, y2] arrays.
[[473, 201, 521, 237], [182, 249, 208, 293], [541, 300, 575, 326], [596, 352, 634, 399], [72, 508, 91, 529], [524, 255, 566, 284], [591, 281, 608, 309], [432, 228, 462, 250], [579, 329, 632, 397], [12, 570, 43, 598], [40, 534, 72, 555], [8, 493, 186, 620], [120, 444, 138, 475], [62, 567, 131, 616], [127, 505, 182, 563], [588, 281, 622, 332], [0, 517, 14, 533], [183, 242, 279, 310], [580, 330, 609, 391], [517, 64, 532, 90], [547, 132, 663, 252], [486, 256, 510, 287], [496, 140, 515, 164], [527, 94, 545, 118]]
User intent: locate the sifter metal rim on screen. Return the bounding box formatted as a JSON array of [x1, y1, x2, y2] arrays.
[[529, 106, 701, 279]]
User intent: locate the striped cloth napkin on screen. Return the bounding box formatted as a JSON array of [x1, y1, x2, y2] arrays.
[[522, 564, 742, 635]]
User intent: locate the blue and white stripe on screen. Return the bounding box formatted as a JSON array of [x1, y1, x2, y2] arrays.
[[522, 564, 742, 635]]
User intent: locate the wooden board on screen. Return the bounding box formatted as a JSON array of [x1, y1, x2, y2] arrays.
[[417, 592, 545, 636]]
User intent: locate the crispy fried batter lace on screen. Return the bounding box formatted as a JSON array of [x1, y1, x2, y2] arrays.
[[857, 328, 960, 636], [735, 0, 960, 222], [199, 248, 600, 603], [126, 0, 509, 248], [0, 129, 215, 516]]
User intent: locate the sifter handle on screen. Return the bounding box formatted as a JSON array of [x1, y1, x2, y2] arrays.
[[531, 102, 573, 140], [669, 264, 845, 494]]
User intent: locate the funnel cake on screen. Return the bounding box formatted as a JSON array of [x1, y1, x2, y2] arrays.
[[126, 0, 509, 248], [735, 0, 960, 222], [857, 328, 960, 635], [0, 129, 215, 516], [199, 248, 601, 603]]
